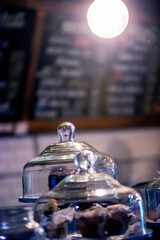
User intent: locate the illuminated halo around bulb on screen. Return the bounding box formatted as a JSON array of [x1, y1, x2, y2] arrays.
[[87, 0, 129, 38]]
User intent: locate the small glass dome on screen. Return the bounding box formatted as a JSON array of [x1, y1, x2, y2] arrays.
[[133, 171, 160, 239], [20, 122, 117, 203], [145, 171, 160, 223], [133, 172, 160, 222], [34, 150, 152, 240]]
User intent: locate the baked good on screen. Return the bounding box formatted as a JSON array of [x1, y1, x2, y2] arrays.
[[76, 205, 109, 238], [105, 204, 132, 235]]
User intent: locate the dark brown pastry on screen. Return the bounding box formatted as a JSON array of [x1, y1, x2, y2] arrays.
[[76, 205, 109, 238], [147, 210, 160, 221], [105, 204, 133, 235], [36, 198, 59, 222], [43, 199, 59, 216]]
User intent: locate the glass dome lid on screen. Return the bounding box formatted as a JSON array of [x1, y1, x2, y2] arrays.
[[142, 171, 160, 225], [36, 122, 96, 158], [20, 122, 117, 203], [145, 171, 160, 190], [34, 150, 152, 240]]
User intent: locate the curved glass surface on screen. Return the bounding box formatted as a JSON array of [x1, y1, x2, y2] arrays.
[[20, 122, 117, 202], [34, 150, 148, 240]]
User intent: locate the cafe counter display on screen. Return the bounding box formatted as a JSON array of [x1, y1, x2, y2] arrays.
[[19, 122, 117, 203], [34, 150, 152, 240]]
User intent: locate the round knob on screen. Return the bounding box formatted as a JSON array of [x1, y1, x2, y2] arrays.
[[74, 150, 97, 174], [57, 122, 75, 142]]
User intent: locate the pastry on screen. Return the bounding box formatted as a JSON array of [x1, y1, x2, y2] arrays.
[[76, 205, 109, 238]]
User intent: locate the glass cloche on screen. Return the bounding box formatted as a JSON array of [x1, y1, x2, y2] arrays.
[[145, 171, 160, 223], [133, 171, 160, 239], [20, 122, 117, 203], [34, 150, 152, 240]]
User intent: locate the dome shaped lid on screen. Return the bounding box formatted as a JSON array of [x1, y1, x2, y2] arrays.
[[39, 150, 138, 203], [145, 171, 160, 190], [20, 122, 117, 203], [35, 151, 153, 240], [40, 122, 97, 155], [134, 171, 160, 191], [27, 122, 97, 165]]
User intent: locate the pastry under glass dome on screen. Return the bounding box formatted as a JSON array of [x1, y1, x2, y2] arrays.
[[20, 122, 117, 203], [34, 150, 152, 240], [145, 171, 160, 223], [133, 171, 160, 239]]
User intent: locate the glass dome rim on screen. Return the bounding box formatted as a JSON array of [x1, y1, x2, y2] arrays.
[[37, 171, 139, 203], [39, 141, 97, 155]]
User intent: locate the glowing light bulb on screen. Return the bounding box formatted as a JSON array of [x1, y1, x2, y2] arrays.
[[87, 0, 129, 38]]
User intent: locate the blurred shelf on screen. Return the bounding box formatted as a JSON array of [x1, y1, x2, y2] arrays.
[[27, 114, 160, 133], [0, 114, 160, 135]]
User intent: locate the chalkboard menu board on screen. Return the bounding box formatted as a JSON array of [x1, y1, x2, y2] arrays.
[[30, 12, 94, 119], [105, 23, 160, 116], [30, 10, 160, 120], [0, 3, 35, 122]]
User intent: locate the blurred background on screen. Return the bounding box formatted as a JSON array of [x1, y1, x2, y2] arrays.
[[0, 0, 160, 206]]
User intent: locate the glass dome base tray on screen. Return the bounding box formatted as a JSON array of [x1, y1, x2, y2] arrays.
[[19, 196, 39, 203], [147, 221, 160, 228], [44, 229, 153, 240], [121, 228, 153, 240]]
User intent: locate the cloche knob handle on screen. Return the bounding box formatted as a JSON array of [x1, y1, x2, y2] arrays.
[[74, 150, 97, 174], [57, 122, 75, 142]]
